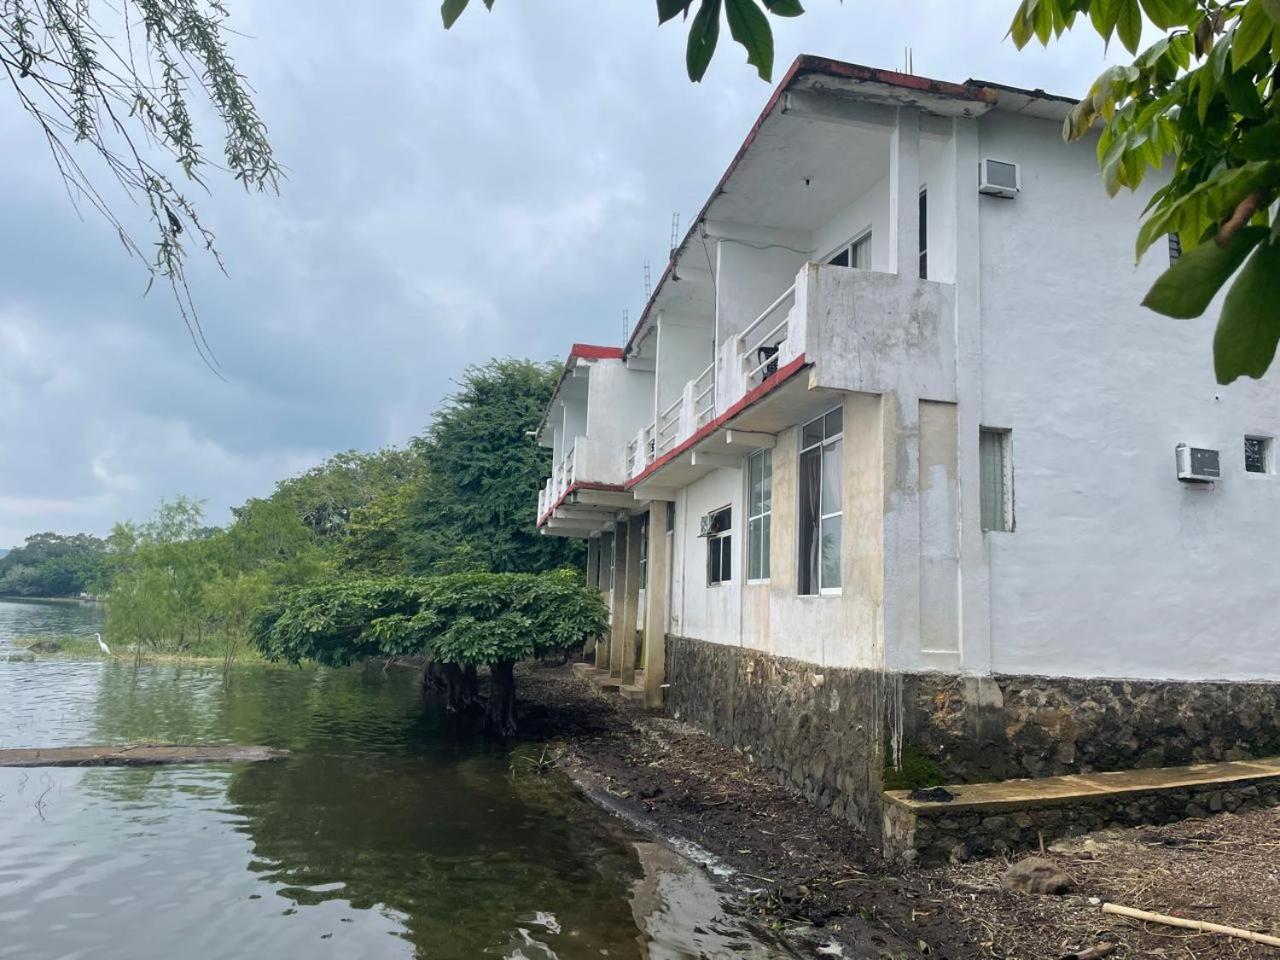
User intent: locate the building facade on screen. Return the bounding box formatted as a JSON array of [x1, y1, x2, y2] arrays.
[[534, 56, 1280, 849]]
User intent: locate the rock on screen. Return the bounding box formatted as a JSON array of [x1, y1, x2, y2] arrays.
[[26, 639, 61, 653], [1001, 857, 1075, 895], [909, 785, 955, 803]]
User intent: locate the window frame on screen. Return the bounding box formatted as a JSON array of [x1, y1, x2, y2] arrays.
[[1244, 435, 1274, 475], [746, 449, 772, 584], [979, 427, 1014, 533], [918, 187, 928, 280], [798, 407, 844, 597], [824, 229, 872, 271], [705, 505, 732, 587]]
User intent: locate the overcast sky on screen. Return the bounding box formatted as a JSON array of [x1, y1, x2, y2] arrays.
[[0, 0, 1130, 548]]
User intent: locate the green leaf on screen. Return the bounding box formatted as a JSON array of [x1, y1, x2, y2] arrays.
[[1232, 0, 1274, 71], [1263, 0, 1280, 22], [686, 0, 722, 82], [725, 0, 774, 80], [441, 0, 470, 28], [1139, 0, 1179, 29], [1214, 238, 1280, 383], [761, 0, 804, 15], [1009, 4, 1035, 47], [1090, 0, 1123, 40], [1116, 0, 1143, 52], [1142, 226, 1266, 318], [658, 0, 695, 23]]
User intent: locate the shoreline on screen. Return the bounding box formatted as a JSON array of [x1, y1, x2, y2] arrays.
[[516, 662, 1280, 960]]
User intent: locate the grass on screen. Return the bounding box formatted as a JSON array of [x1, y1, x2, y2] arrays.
[[13, 634, 265, 665]]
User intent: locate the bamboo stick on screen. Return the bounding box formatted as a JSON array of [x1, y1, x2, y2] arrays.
[[1102, 902, 1280, 948]]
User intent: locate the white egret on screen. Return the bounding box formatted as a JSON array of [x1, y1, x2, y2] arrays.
[[95, 632, 110, 655]]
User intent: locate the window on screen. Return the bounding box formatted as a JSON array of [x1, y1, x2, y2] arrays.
[[918, 188, 928, 279], [666, 500, 676, 532], [704, 506, 732, 585], [827, 231, 871, 269], [1168, 233, 1182, 264], [1245, 436, 1272, 474], [747, 450, 773, 581], [979, 428, 1012, 532], [798, 407, 843, 595], [638, 513, 649, 589]]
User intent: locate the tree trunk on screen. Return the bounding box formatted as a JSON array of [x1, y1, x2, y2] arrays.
[[422, 661, 481, 713], [484, 661, 518, 737]]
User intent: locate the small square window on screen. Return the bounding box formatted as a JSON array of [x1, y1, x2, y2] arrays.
[[1245, 436, 1272, 474]]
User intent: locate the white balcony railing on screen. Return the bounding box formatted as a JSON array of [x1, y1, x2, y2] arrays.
[[643, 422, 656, 465], [656, 395, 681, 456], [692, 361, 715, 428], [738, 283, 796, 385], [625, 437, 639, 477]]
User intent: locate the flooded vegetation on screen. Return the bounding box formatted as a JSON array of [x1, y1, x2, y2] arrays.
[[0, 599, 788, 959]]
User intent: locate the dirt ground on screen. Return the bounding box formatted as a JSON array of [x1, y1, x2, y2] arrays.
[[516, 663, 1280, 960]]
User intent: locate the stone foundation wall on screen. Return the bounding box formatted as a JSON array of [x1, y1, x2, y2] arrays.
[[897, 673, 1280, 783], [665, 636, 886, 838], [884, 776, 1280, 866]]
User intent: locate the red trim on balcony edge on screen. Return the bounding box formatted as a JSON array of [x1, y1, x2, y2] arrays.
[[536, 480, 628, 528], [626, 355, 808, 489], [569, 343, 624, 360]]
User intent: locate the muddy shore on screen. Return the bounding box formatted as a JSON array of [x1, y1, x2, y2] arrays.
[[517, 663, 1280, 960]]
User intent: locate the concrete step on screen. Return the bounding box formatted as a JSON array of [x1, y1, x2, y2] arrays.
[[883, 756, 1280, 865]]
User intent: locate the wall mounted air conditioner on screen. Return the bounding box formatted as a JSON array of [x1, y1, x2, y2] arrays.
[[1176, 444, 1221, 483], [979, 158, 1020, 198]]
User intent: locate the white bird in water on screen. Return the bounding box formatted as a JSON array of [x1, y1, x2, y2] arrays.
[[95, 632, 110, 656]]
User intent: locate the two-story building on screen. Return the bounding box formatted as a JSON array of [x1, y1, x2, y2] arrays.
[[535, 56, 1280, 860]]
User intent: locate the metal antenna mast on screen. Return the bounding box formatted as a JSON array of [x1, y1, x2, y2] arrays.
[[643, 260, 652, 300], [669, 212, 681, 259]]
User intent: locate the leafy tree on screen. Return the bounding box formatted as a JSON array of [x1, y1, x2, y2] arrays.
[[1, 0, 279, 362], [1009, 0, 1280, 384], [0, 531, 107, 597], [255, 570, 608, 735], [269, 448, 422, 541], [203, 569, 270, 671], [407, 359, 583, 575]]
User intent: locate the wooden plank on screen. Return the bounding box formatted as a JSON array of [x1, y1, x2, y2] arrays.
[[0, 744, 288, 767]]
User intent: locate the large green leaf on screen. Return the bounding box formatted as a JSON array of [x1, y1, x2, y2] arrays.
[[657, 0, 695, 24], [761, 0, 804, 15], [686, 0, 722, 82], [725, 0, 774, 80], [441, 0, 471, 28], [1233, 0, 1275, 71], [1142, 226, 1266, 318], [1116, 0, 1143, 53], [1090, 0, 1123, 40], [1214, 238, 1280, 383]]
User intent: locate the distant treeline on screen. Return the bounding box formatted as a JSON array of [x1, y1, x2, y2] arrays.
[[3, 359, 582, 662]]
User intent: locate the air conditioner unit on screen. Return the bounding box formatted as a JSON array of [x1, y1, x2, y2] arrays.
[[979, 158, 1020, 198], [698, 513, 715, 537], [1176, 444, 1221, 483]]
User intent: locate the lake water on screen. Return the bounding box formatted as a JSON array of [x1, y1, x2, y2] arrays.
[[0, 599, 793, 959]]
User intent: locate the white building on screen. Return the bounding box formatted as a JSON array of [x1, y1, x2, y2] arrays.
[[535, 57, 1280, 856]]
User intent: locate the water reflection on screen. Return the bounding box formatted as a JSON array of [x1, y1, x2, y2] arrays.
[[0, 599, 787, 960]]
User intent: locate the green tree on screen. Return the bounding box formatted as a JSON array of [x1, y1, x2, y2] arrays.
[[203, 569, 270, 671], [0, 531, 107, 597], [2, 0, 279, 360], [270, 448, 422, 541], [407, 359, 583, 575], [255, 570, 608, 735]]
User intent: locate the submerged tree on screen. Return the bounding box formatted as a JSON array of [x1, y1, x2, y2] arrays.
[[254, 570, 608, 735], [1, 0, 279, 364]]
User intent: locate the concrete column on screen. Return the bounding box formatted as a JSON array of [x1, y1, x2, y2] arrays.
[[643, 505, 670, 707], [618, 514, 645, 685], [889, 108, 921, 278], [596, 533, 614, 670], [608, 520, 630, 678], [584, 538, 600, 661]]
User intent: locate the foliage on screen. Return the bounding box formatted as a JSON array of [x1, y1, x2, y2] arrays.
[[440, 0, 804, 82], [254, 569, 608, 733], [406, 359, 584, 575], [268, 448, 422, 542], [1, 0, 279, 363], [0, 531, 107, 597], [1009, 0, 1280, 384]]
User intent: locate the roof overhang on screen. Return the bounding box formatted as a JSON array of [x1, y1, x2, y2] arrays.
[[536, 343, 624, 445]]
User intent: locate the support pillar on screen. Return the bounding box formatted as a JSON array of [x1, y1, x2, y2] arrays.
[[642, 505, 669, 708], [618, 513, 644, 686], [889, 108, 921, 278], [584, 538, 600, 660], [595, 532, 614, 670], [608, 520, 630, 678]]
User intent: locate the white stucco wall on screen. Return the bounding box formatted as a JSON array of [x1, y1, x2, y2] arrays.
[[975, 112, 1280, 682], [583, 359, 654, 483]]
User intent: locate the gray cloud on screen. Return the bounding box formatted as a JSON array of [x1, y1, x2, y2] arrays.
[[0, 0, 1126, 547]]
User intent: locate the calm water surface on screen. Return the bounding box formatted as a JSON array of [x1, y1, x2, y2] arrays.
[[0, 599, 787, 960]]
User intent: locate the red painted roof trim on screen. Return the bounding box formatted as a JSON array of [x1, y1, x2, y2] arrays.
[[536, 480, 628, 529], [625, 355, 808, 489], [570, 343, 623, 360]]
